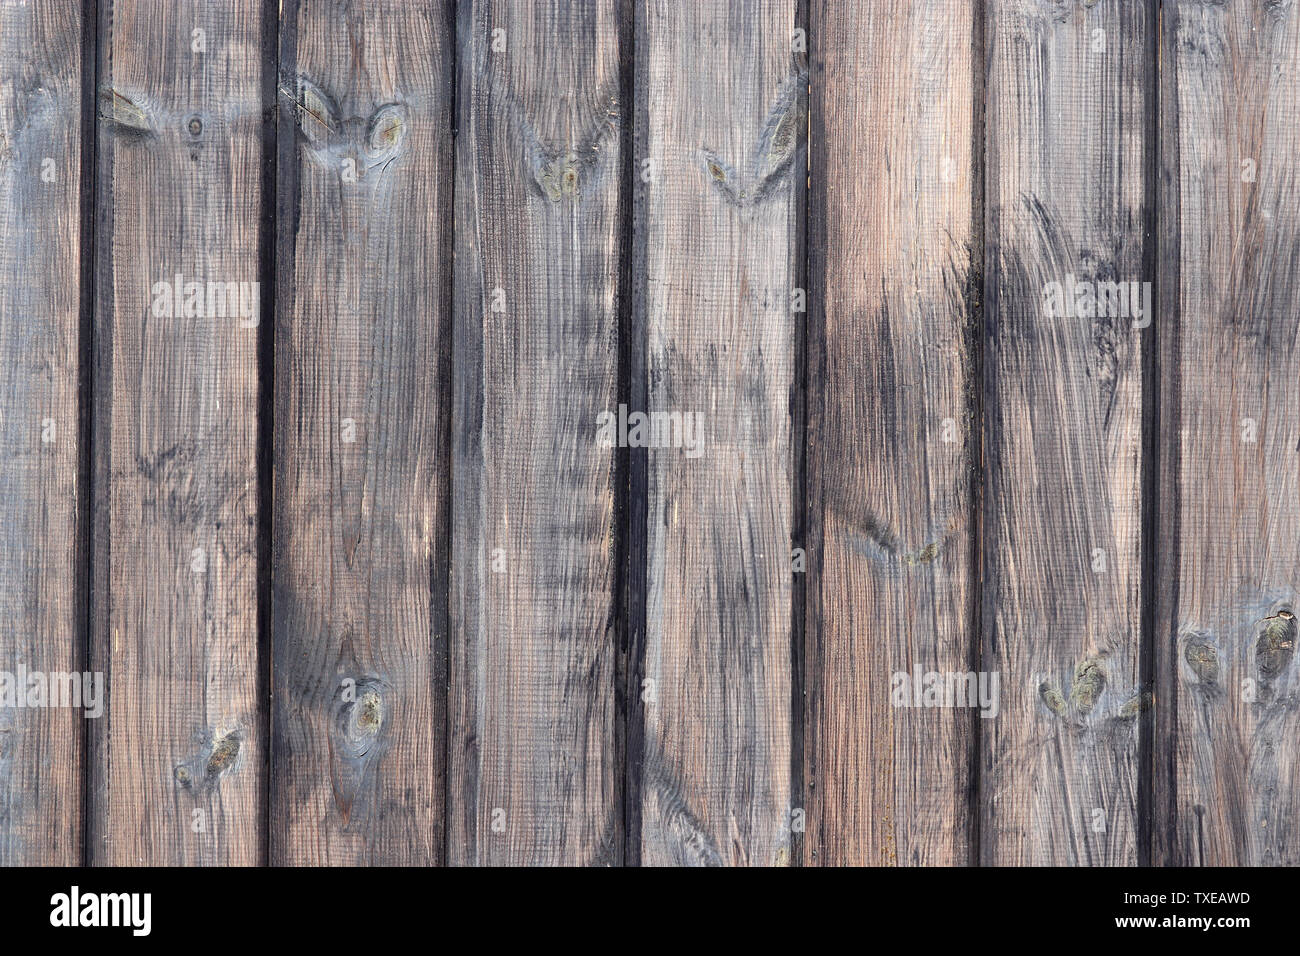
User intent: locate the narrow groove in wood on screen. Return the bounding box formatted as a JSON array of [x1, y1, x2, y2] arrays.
[[789, 0, 810, 870], [78, 0, 101, 870], [1152, 0, 1183, 867], [87, 0, 117, 866], [439, 0, 458, 872], [968, 0, 988, 871], [615, 0, 643, 869], [1136, 0, 1161, 870], [267, 0, 298, 867], [255, 0, 281, 871]]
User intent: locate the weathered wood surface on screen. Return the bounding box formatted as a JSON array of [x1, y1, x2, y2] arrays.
[[450, 0, 623, 865], [805, 0, 977, 867], [1153, 0, 1300, 867], [90, 0, 265, 865], [981, 0, 1151, 865], [0, 0, 84, 866], [271, 0, 451, 865], [635, 0, 801, 867], [4, 0, 1300, 869]]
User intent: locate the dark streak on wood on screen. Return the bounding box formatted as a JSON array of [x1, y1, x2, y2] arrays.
[[616, 0, 644, 869]]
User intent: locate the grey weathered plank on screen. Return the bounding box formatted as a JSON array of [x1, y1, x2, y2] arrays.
[[0, 0, 84, 866], [271, 0, 451, 865], [635, 0, 801, 867], [981, 0, 1150, 865], [805, 0, 977, 867], [449, 0, 623, 865], [1153, 0, 1300, 867], [90, 0, 264, 864]]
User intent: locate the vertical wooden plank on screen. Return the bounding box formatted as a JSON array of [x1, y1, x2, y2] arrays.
[[271, 0, 450, 865], [1154, 0, 1300, 867], [91, 0, 264, 864], [0, 0, 84, 866], [450, 0, 623, 865], [981, 0, 1151, 864], [635, 0, 801, 867], [805, 0, 977, 867]]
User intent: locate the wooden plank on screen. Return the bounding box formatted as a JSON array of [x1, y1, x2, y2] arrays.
[[449, 0, 623, 865], [89, 0, 264, 865], [635, 0, 801, 867], [1153, 0, 1300, 867], [804, 0, 977, 867], [981, 0, 1151, 865], [271, 0, 451, 865], [0, 0, 84, 866]]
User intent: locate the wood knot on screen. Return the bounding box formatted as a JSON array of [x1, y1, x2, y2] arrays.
[[1068, 657, 1107, 716], [1039, 681, 1068, 718], [329, 676, 391, 824], [206, 732, 240, 778], [1183, 632, 1221, 687], [1256, 610, 1297, 682], [334, 677, 388, 758], [1039, 655, 1112, 723], [536, 153, 581, 202], [174, 729, 242, 792], [365, 103, 408, 161]]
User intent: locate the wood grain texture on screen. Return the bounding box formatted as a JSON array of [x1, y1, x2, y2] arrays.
[[90, 0, 264, 865], [8, 0, 1300, 870], [271, 0, 450, 865], [0, 0, 84, 866], [1153, 0, 1300, 867], [449, 0, 623, 865], [805, 0, 977, 867], [635, 0, 800, 867], [981, 0, 1150, 865]]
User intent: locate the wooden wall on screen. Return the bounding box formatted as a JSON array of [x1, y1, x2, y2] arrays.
[[0, 0, 1296, 866]]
